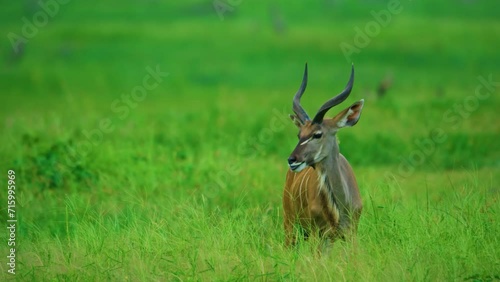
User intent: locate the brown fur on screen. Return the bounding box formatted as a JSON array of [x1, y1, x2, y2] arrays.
[[284, 64, 364, 250], [283, 101, 364, 248], [283, 153, 362, 246]]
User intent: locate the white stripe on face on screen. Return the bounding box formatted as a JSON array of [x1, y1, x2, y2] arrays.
[[300, 137, 312, 146]]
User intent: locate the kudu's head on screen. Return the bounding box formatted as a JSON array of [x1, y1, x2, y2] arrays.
[[287, 64, 364, 172]]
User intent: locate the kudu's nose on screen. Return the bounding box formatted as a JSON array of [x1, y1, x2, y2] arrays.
[[288, 156, 297, 165]]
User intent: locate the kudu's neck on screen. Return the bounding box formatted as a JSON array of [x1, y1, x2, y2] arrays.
[[316, 136, 341, 177], [315, 135, 348, 206]]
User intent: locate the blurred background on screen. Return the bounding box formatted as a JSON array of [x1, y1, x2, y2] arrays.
[[1, 0, 498, 189]]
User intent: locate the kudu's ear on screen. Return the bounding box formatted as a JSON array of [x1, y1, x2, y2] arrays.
[[289, 114, 303, 128], [327, 99, 364, 129]]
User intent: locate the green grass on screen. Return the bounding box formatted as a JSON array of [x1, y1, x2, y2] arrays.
[[1, 1, 499, 280]]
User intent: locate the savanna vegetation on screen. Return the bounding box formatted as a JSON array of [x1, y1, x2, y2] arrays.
[[0, 0, 499, 280]]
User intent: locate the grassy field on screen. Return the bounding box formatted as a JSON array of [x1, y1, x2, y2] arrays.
[[1, 0, 499, 281]]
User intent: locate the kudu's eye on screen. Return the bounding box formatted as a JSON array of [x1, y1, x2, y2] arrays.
[[313, 132, 323, 139]]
